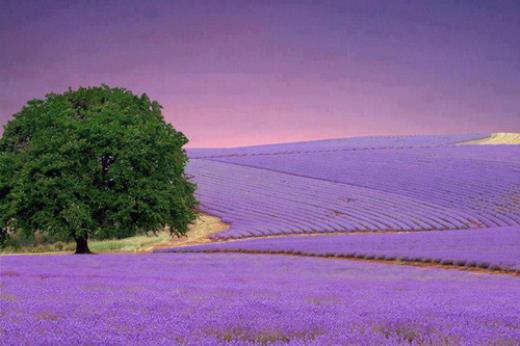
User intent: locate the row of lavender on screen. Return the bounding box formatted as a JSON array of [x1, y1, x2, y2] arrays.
[[188, 159, 483, 239], [159, 226, 520, 272], [186, 147, 520, 238], [2, 253, 519, 345], [201, 145, 520, 231]]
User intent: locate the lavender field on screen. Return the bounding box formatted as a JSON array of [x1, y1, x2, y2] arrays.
[[4, 1, 520, 344], [188, 133, 488, 158], [2, 254, 520, 345], [2, 133, 520, 345], [210, 148, 520, 228], [164, 226, 520, 272], [187, 134, 520, 239], [188, 159, 481, 239]]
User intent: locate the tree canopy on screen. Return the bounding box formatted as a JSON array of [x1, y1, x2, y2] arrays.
[[0, 85, 197, 253]]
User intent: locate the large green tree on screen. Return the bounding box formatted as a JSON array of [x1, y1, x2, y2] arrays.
[[0, 85, 197, 253]]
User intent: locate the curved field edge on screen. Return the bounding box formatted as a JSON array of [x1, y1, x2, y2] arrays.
[[460, 132, 520, 145], [2, 253, 519, 345], [157, 227, 520, 274]]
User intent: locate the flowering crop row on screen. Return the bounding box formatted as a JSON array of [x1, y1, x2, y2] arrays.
[[1, 253, 519, 345], [161, 227, 520, 272], [204, 145, 520, 230], [187, 159, 483, 239]]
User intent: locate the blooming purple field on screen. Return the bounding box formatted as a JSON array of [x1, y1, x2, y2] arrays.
[[188, 160, 481, 239], [208, 147, 520, 227], [162, 227, 520, 272], [3, 134, 520, 345], [186, 134, 520, 239], [2, 254, 520, 345]]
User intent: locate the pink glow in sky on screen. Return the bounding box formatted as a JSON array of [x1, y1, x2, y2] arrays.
[[1, 1, 519, 147]]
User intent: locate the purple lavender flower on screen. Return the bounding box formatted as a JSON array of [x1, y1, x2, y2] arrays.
[[1, 253, 520, 345]]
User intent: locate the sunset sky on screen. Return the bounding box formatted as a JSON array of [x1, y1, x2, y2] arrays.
[[1, 0, 519, 147]]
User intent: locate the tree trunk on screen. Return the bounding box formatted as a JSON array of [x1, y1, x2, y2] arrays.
[[75, 235, 92, 254]]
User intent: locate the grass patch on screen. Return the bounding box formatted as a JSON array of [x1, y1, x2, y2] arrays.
[[1, 232, 171, 255], [89, 233, 170, 252]]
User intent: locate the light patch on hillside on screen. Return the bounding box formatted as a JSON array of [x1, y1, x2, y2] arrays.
[[460, 132, 520, 145], [147, 213, 229, 252]]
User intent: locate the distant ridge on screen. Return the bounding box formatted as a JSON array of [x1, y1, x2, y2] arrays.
[[460, 132, 520, 145], [188, 133, 488, 159]]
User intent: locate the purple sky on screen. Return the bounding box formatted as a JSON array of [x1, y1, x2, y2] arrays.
[[1, 0, 519, 147]]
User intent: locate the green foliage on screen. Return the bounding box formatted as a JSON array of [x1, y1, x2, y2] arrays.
[[0, 85, 197, 249]]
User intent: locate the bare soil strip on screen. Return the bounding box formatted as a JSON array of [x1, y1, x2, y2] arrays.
[[460, 132, 520, 145], [144, 213, 229, 252], [160, 248, 520, 277]]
